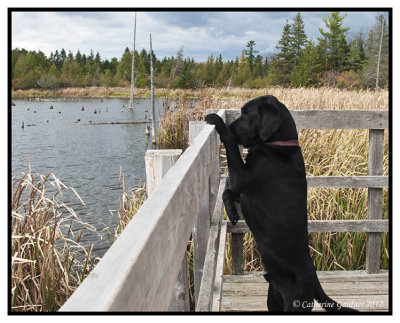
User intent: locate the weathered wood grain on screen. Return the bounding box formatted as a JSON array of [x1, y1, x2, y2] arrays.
[[145, 149, 182, 195], [189, 121, 206, 144], [222, 270, 388, 283], [291, 110, 388, 130], [212, 221, 228, 312], [168, 258, 190, 312], [221, 271, 389, 312], [60, 110, 225, 312], [196, 177, 227, 311], [190, 121, 211, 304], [145, 149, 189, 311], [367, 129, 385, 274], [227, 219, 389, 234], [231, 233, 244, 275], [222, 280, 388, 296], [189, 116, 223, 305], [207, 109, 388, 129], [308, 219, 388, 233], [220, 295, 389, 312], [307, 175, 388, 188]]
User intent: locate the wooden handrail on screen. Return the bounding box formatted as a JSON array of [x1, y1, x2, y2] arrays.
[[207, 109, 388, 129], [60, 110, 226, 311]]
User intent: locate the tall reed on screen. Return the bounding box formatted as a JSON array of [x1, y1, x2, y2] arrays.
[[11, 168, 98, 312], [111, 169, 148, 241], [156, 87, 389, 273]]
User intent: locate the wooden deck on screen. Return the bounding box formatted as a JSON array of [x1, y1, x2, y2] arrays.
[[60, 109, 389, 312], [220, 271, 389, 312]]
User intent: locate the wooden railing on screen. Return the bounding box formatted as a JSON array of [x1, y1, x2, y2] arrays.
[[211, 109, 388, 276], [60, 109, 225, 311], [60, 108, 388, 312]]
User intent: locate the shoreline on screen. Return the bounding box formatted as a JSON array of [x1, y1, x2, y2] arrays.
[[11, 86, 228, 100], [12, 87, 168, 100], [11, 86, 389, 108]]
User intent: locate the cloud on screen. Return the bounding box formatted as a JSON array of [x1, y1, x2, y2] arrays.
[[11, 11, 385, 62]]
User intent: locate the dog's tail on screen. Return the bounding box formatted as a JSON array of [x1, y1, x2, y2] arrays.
[[314, 275, 358, 312]]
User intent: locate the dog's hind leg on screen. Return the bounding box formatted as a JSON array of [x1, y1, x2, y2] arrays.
[[266, 282, 284, 312], [283, 280, 314, 312]]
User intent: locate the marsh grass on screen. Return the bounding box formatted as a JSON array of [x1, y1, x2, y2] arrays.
[[11, 167, 99, 312], [157, 87, 389, 274], [112, 169, 148, 241]]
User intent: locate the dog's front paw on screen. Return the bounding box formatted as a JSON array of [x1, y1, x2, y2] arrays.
[[205, 113, 223, 126], [228, 212, 240, 226]]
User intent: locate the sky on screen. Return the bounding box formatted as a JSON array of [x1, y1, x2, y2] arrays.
[[11, 10, 388, 62]]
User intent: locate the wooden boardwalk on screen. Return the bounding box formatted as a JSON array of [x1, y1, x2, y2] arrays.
[[60, 109, 389, 312], [220, 271, 389, 312]]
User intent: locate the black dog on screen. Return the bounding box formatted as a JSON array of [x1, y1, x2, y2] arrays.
[[205, 95, 357, 312]]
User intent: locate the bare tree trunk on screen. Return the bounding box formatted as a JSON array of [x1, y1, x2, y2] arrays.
[[375, 15, 384, 92], [150, 34, 156, 146], [129, 12, 137, 108]]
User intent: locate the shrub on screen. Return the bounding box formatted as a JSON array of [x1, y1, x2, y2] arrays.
[[337, 70, 362, 89]]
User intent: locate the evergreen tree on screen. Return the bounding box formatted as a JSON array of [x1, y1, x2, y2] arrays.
[[116, 47, 133, 82], [268, 21, 293, 86], [252, 55, 264, 79], [318, 12, 350, 71], [291, 41, 324, 87], [13, 54, 27, 79], [171, 58, 195, 89], [81, 53, 87, 66], [347, 32, 367, 71], [75, 50, 83, 65], [268, 14, 307, 86], [60, 49, 67, 63], [216, 54, 223, 75], [291, 13, 308, 65], [10, 10, 389, 92], [233, 50, 250, 87], [95, 52, 101, 66], [21, 68, 41, 88], [244, 40, 259, 71]]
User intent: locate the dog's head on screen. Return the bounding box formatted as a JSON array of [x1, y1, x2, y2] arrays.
[[228, 95, 298, 148]]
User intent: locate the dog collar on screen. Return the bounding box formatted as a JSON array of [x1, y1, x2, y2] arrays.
[[266, 140, 299, 147]]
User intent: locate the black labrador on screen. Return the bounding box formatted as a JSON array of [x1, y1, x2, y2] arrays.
[[205, 95, 357, 312]]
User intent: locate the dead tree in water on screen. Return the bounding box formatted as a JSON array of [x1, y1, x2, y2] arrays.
[[129, 12, 137, 109], [150, 33, 156, 146], [375, 14, 385, 92]]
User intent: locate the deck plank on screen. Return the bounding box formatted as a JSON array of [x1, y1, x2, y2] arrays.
[[220, 271, 389, 312]]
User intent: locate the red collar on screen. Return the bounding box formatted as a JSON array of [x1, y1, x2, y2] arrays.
[[267, 140, 299, 147]]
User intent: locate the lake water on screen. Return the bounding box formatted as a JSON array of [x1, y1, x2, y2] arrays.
[[11, 98, 164, 257]]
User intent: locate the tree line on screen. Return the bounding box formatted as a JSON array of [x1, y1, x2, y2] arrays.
[[11, 12, 389, 91]]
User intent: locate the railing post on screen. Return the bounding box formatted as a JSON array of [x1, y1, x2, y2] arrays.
[[145, 149, 190, 311], [230, 146, 244, 275], [190, 111, 224, 306], [231, 233, 244, 275], [366, 129, 385, 274], [189, 121, 212, 305]]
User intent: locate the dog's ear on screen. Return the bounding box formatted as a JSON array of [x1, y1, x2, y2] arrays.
[[258, 103, 281, 141]]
